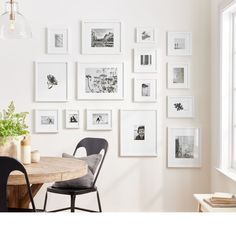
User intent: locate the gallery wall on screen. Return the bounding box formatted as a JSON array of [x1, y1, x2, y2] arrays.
[[0, 0, 211, 211]]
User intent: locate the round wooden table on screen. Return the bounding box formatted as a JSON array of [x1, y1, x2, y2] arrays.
[[7, 157, 88, 209]]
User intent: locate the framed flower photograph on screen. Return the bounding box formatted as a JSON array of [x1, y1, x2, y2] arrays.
[[65, 110, 80, 129], [81, 20, 123, 54], [133, 78, 157, 102], [35, 61, 69, 102], [47, 28, 69, 54], [86, 109, 112, 130], [167, 96, 194, 118], [120, 110, 157, 157], [77, 62, 124, 100], [35, 109, 59, 133], [168, 127, 201, 168], [167, 32, 192, 56], [136, 27, 156, 43], [168, 62, 190, 89], [134, 48, 158, 73]]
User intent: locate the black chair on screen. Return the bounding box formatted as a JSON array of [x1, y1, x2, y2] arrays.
[[0, 156, 36, 212], [43, 137, 108, 213]]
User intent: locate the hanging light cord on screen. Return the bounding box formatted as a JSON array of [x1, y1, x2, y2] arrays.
[[10, 0, 15, 21]]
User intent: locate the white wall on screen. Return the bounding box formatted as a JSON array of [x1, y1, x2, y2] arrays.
[[0, 0, 211, 212]]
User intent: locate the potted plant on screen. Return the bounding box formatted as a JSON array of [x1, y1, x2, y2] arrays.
[[0, 101, 29, 160]]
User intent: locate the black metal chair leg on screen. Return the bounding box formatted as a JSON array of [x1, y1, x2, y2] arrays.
[[70, 195, 76, 212], [96, 191, 102, 212], [43, 191, 48, 212]]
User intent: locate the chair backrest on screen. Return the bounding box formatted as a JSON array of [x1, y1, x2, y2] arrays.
[[0, 156, 36, 212], [73, 137, 108, 187]]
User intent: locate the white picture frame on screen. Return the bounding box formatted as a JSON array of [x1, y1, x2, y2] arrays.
[[136, 27, 156, 43], [47, 28, 69, 54], [168, 127, 201, 168], [35, 61, 69, 102], [133, 78, 157, 102], [167, 96, 194, 118], [120, 110, 157, 157], [65, 110, 80, 129], [35, 109, 59, 133], [77, 62, 124, 100], [134, 48, 158, 73], [81, 19, 123, 54], [86, 109, 112, 130], [167, 32, 192, 56], [167, 62, 190, 89]]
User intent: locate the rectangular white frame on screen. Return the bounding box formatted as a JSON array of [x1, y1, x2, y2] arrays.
[[136, 27, 157, 43], [65, 109, 80, 129], [168, 127, 201, 168]]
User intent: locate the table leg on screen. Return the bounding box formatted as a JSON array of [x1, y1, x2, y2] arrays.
[[197, 203, 202, 212]]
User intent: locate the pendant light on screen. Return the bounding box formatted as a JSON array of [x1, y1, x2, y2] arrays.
[[0, 0, 32, 39]]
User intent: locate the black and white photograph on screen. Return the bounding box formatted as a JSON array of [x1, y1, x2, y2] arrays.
[[173, 67, 184, 83], [87, 110, 112, 130], [174, 38, 186, 50], [134, 125, 145, 140], [65, 110, 80, 129], [141, 83, 150, 97], [136, 27, 156, 43], [175, 136, 194, 159], [54, 34, 63, 48], [92, 113, 109, 125], [41, 116, 54, 125], [91, 28, 114, 47]]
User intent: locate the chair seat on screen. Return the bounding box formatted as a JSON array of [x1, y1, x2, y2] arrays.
[[47, 185, 98, 195]]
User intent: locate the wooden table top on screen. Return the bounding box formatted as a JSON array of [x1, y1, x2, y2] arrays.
[[7, 156, 88, 185]]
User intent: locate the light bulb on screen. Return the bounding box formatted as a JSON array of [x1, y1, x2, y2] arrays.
[[10, 19, 15, 30]]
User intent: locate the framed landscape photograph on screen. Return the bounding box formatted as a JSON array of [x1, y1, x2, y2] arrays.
[[134, 78, 157, 102], [167, 32, 192, 56], [65, 110, 80, 129], [136, 27, 156, 43], [168, 62, 190, 89], [81, 20, 123, 54], [134, 48, 158, 73], [35, 61, 69, 102], [168, 127, 201, 168], [47, 28, 69, 54], [120, 110, 157, 157], [167, 96, 194, 118], [77, 62, 124, 100], [86, 109, 112, 130], [35, 109, 59, 133]]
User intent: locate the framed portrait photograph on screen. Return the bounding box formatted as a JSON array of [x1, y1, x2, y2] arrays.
[[86, 109, 112, 130], [35, 109, 59, 133], [168, 127, 201, 168], [136, 27, 156, 43], [168, 62, 190, 89], [77, 62, 124, 100], [134, 48, 158, 73], [35, 61, 69, 102], [47, 28, 69, 54], [133, 78, 157, 102], [167, 32, 192, 56], [81, 20, 123, 54], [65, 110, 80, 129], [167, 96, 194, 118], [120, 110, 157, 157]]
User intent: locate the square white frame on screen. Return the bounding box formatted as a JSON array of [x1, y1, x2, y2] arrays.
[[168, 127, 201, 168], [35, 61, 69, 102], [47, 28, 69, 54], [134, 48, 158, 73], [120, 110, 157, 157], [167, 62, 190, 89], [136, 27, 156, 43], [167, 32, 192, 56], [86, 109, 112, 130], [133, 78, 157, 103], [65, 110, 80, 129], [81, 19, 123, 54], [167, 96, 194, 118], [77, 62, 124, 100], [35, 109, 59, 133]]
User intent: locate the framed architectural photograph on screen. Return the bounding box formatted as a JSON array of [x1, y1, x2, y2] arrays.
[[86, 109, 112, 130], [167, 32, 192, 56], [134, 48, 158, 73], [47, 28, 69, 54], [168, 62, 190, 89], [133, 78, 157, 102], [65, 110, 80, 129], [136, 27, 156, 43], [35, 109, 59, 133], [167, 96, 194, 118], [168, 127, 201, 168], [35, 61, 69, 102], [77, 62, 124, 100], [120, 110, 157, 157], [81, 20, 123, 54]]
